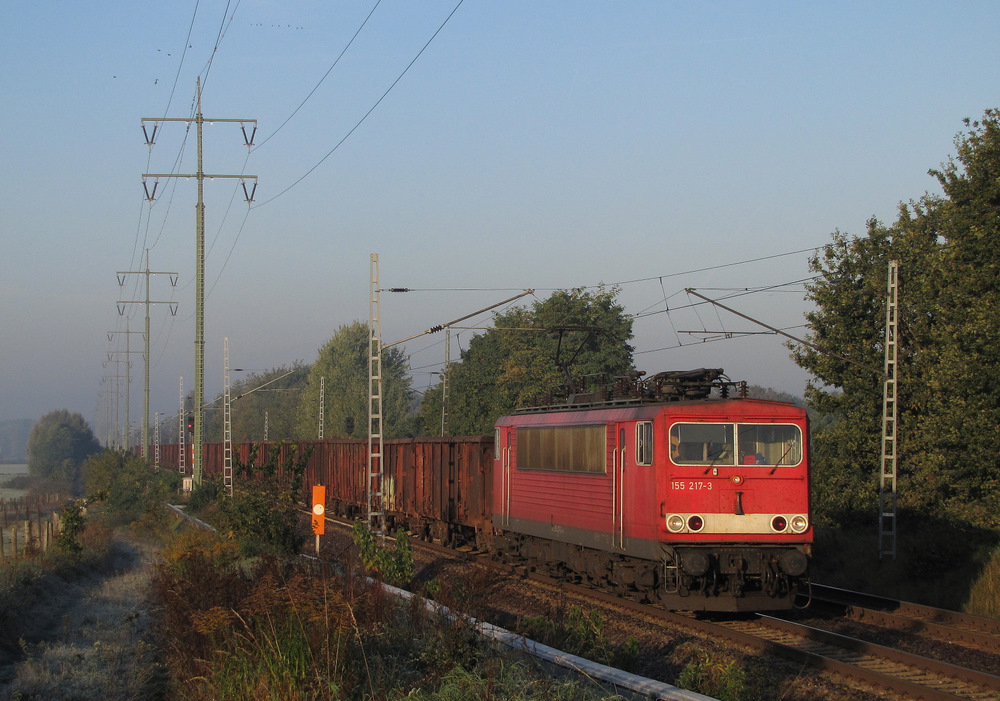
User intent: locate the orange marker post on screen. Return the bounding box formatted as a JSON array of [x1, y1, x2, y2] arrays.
[[311, 485, 326, 555]]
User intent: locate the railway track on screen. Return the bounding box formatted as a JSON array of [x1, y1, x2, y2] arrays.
[[465, 552, 1000, 700], [806, 583, 1000, 657]]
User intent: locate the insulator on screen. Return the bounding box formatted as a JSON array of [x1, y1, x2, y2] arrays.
[[241, 124, 257, 148]]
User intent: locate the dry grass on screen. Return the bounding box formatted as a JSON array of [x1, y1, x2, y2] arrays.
[[0, 537, 164, 700], [964, 545, 1000, 619]]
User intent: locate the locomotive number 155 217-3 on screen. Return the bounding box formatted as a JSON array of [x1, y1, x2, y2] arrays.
[[670, 481, 713, 490]]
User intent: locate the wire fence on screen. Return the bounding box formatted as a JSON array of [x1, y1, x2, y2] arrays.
[[0, 494, 65, 560]]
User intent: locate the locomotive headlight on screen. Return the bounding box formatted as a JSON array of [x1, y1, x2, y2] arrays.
[[687, 515, 704, 532], [666, 514, 685, 533], [790, 515, 809, 533], [771, 515, 788, 532]]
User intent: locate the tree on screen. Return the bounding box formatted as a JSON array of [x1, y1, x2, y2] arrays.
[[795, 109, 1000, 528], [297, 321, 414, 439], [26, 410, 102, 488], [422, 287, 634, 436]]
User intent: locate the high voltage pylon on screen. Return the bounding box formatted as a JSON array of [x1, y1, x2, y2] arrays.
[[107, 318, 143, 450], [142, 78, 257, 486], [116, 249, 177, 459]]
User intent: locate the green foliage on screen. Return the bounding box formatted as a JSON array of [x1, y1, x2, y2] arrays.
[[796, 108, 1000, 529], [26, 410, 102, 488], [216, 442, 312, 557], [677, 649, 748, 701], [352, 521, 414, 589], [297, 321, 414, 439], [425, 287, 634, 435], [82, 449, 179, 526]]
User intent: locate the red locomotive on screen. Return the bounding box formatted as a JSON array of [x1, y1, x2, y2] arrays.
[[491, 369, 811, 611], [160, 369, 810, 611]]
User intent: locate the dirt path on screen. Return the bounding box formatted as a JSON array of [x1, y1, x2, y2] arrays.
[[0, 538, 165, 701]]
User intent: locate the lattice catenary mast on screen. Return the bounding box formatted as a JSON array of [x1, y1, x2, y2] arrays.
[[879, 260, 899, 560]]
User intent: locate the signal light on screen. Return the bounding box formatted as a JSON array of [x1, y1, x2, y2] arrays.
[[186, 415, 194, 434]]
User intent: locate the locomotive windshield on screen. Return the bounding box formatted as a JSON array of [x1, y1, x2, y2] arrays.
[[670, 422, 802, 467]]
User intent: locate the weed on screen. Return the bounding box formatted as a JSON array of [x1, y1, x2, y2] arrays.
[[677, 649, 748, 701], [351, 521, 414, 589]]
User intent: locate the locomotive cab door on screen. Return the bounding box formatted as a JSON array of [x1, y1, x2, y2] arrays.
[[612, 424, 627, 549], [500, 428, 511, 526]]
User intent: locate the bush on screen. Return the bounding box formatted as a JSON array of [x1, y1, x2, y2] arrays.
[[205, 443, 311, 558], [82, 449, 180, 527]]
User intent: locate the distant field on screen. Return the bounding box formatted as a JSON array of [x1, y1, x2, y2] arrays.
[[0, 463, 28, 500]]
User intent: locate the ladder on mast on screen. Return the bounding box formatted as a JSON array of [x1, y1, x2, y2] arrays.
[[879, 260, 899, 560], [223, 338, 233, 497], [368, 254, 385, 540]]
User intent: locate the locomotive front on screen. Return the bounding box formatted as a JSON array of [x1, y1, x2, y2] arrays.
[[657, 399, 812, 610]]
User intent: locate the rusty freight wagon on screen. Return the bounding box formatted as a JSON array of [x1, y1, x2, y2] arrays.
[[160, 437, 494, 545]]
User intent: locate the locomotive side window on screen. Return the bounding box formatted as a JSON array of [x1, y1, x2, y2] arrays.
[[669, 422, 802, 466], [494, 429, 500, 460], [516, 425, 606, 474], [636, 421, 653, 466]]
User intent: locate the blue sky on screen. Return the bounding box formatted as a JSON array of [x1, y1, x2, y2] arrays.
[[2, 1, 998, 436]]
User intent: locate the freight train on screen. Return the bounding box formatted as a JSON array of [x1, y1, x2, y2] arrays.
[[159, 369, 811, 612]]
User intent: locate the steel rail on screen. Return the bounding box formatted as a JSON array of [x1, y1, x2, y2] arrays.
[[809, 583, 1000, 655]]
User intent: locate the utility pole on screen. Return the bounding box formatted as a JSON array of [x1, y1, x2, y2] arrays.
[[142, 78, 257, 486], [117, 250, 178, 459]]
